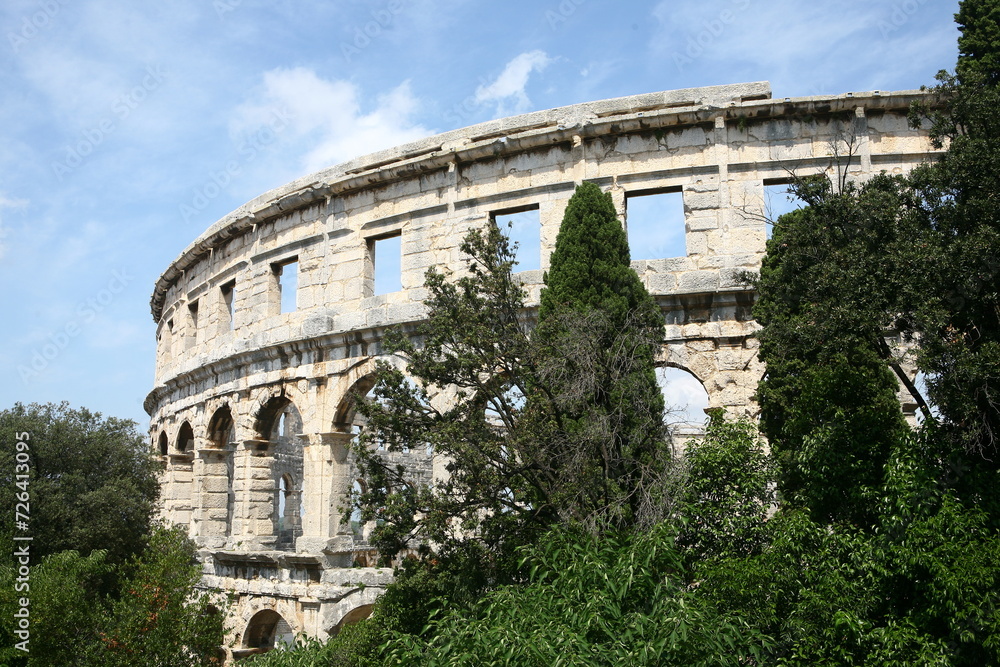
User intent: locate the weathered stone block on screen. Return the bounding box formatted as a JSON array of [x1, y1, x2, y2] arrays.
[[679, 271, 720, 292]]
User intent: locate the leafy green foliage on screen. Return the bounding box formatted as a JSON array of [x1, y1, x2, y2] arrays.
[[322, 6, 1000, 665], [700, 431, 1000, 665], [0, 525, 226, 667], [0, 549, 109, 666], [385, 522, 770, 666], [539, 181, 661, 328], [350, 223, 555, 566], [0, 402, 161, 571], [677, 415, 773, 563], [753, 177, 912, 526], [95, 525, 226, 667], [904, 0, 1000, 465]]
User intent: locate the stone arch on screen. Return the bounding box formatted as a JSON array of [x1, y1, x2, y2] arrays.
[[176, 421, 194, 452], [332, 366, 379, 432], [208, 404, 235, 448], [245, 380, 311, 436], [656, 363, 711, 429], [659, 337, 764, 420], [242, 608, 295, 652], [331, 356, 415, 433], [254, 395, 289, 440], [157, 430, 168, 456], [328, 604, 374, 637]]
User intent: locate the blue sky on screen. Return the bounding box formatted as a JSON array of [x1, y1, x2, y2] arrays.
[[0, 0, 960, 428]]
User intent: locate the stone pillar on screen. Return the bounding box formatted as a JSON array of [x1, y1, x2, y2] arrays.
[[193, 443, 234, 549], [296, 432, 355, 554], [231, 440, 277, 550], [166, 452, 194, 533]]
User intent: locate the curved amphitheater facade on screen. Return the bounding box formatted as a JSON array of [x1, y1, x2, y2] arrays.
[[147, 81, 940, 654]]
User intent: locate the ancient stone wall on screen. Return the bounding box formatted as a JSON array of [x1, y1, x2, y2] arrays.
[[146, 81, 941, 654]]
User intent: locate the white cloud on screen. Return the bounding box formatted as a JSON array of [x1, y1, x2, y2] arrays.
[[657, 367, 710, 426], [475, 50, 553, 116], [231, 67, 434, 175]]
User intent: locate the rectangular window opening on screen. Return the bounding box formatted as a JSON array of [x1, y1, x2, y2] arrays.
[[274, 258, 298, 313], [221, 280, 236, 331], [625, 188, 686, 261], [369, 233, 402, 296], [492, 206, 541, 272], [762, 179, 806, 239], [186, 300, 199, 349]]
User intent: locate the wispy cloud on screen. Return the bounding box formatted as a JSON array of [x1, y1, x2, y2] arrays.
[[475, 50, 553, 117], [0, 195, 28, 261], [231, 66, 433, 175]]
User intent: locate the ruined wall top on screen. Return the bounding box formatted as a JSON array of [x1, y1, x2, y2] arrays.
[[150, 81, 932, 322]]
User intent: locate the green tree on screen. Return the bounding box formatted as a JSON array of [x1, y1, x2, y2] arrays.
[[0, 525, 226, 667], [752, 177, 913, 526], [677, 415, 773, 564], [534, 181, 669, 528], [0, 402, 161, 571], [754, 0, 1000, 526], [95, 525, 226, 667], [0, 405, 225, 666], [730, 2, 1000, 661], [903, 0, 1000, 467]]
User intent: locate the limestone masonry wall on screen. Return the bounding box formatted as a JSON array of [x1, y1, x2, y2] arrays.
[[146, 81, 941, 655]]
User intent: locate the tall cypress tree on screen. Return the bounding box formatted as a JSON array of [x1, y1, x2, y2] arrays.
[[535, 181, 668, 527]]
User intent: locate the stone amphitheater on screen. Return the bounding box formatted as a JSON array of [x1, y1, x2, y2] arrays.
[[146, 81, 941, 658]]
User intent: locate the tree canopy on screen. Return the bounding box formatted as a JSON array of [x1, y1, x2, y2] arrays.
[[0, 402, 160, 569], [0, 403, 225, 666]]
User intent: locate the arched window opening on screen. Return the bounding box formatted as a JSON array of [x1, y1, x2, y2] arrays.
[[157, 431, 168, 456], [656, 366, 711, 434], [350, 479, 373, 542], [329, 604, 375, 637], [243, 609, 295, 652], [176, 422, 194, 453], [911, 371, 941, 425], [253, 396, 301, 442], [208, 405, 234, 448], [333, 374, 377, 433]]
